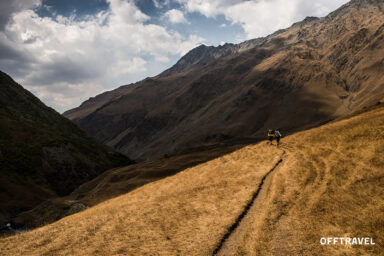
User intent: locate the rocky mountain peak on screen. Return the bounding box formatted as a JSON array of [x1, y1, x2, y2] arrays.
[[158, 39, 262, 77]]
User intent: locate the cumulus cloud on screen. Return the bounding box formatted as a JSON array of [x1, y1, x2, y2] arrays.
[[176, 0, 350, 38], [28, 81, 106, 112], [164, 9, 189, 24], [153, 0, 171, 9], [0, 0, 41, 30], [175, 0, 238, 18], [0, 0, 204, 112]]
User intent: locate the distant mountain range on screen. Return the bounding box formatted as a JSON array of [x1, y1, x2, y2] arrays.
[[0, 71, 133, 228], [64, 0, 384, 162]]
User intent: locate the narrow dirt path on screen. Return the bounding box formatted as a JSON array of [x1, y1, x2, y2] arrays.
[[212, 150, 286, 255]]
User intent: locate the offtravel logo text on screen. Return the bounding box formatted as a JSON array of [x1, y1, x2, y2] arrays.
[[320, 237, 375, 246]]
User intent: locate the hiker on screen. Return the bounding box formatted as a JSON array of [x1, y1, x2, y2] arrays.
[[275, 129, 282, 146], [267, 129, 275, 145]]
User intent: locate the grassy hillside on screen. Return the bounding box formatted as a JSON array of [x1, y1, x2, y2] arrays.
[[11, 144, 243, 229], [217, 105, 384, 255], [1, 105, 383, 255], [0, 71, 133, 228]]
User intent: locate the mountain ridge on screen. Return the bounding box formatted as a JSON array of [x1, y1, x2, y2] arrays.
[[0, 71, 133, 229], [158, 38, 264, 77], [64, 0, 384, 161]]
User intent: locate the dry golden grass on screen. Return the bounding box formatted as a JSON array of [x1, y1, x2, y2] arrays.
[[0, 143, 282, 255], [10, 144, 246, 229], [219, 106, 384, 256], [1, 106, 383, 255]]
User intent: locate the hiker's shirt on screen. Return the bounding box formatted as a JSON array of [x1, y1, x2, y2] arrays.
[[275, 131, 282, 137]]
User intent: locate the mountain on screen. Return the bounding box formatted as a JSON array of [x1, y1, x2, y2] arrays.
[[158, 38, 264, 77], [2, 103, 383, 255], [64, 0, 384, 162], [0, 71, 133, 228]]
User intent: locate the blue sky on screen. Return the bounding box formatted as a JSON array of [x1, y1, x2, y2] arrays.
[[39, 0, 247, 52], [0, 0, 349, 112]]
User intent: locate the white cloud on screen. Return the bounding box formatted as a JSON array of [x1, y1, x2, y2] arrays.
[[176, 0, 350, 39], [176, 0, 240, 18], [0, 0, 204, 112], [109, 0, 150, 24], [29, 82, 106, 111], [111, 57, 147, 76], [164, 9, 189, 24], [153, 0, 171, 9], [224, 0, 298, 38], [0, 0, 41, 30]]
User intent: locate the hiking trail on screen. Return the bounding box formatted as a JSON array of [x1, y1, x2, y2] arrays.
[[212, 150, 286, 255]]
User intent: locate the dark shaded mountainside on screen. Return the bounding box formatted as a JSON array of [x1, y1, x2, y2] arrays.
[[0, 71, 133, 228], [64, 0, 384, 162]]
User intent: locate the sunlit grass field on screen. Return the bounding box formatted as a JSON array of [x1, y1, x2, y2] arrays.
[[1, 106, 383, 255], [220, 106, 384, 255]]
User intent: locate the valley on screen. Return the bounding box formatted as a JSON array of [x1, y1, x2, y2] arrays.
[[65, 0, 384, 162], [1, 103, 383, 255], [1, 0, 384, 255]]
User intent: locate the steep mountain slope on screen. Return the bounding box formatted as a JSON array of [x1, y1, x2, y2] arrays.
[[2, 104, 383, 255], [11, 144, 242, 229], [158, 38, 264, 77], [63, 39, 265, 122], [0, 71, 133, 228], [64, 0, 384, 161]]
